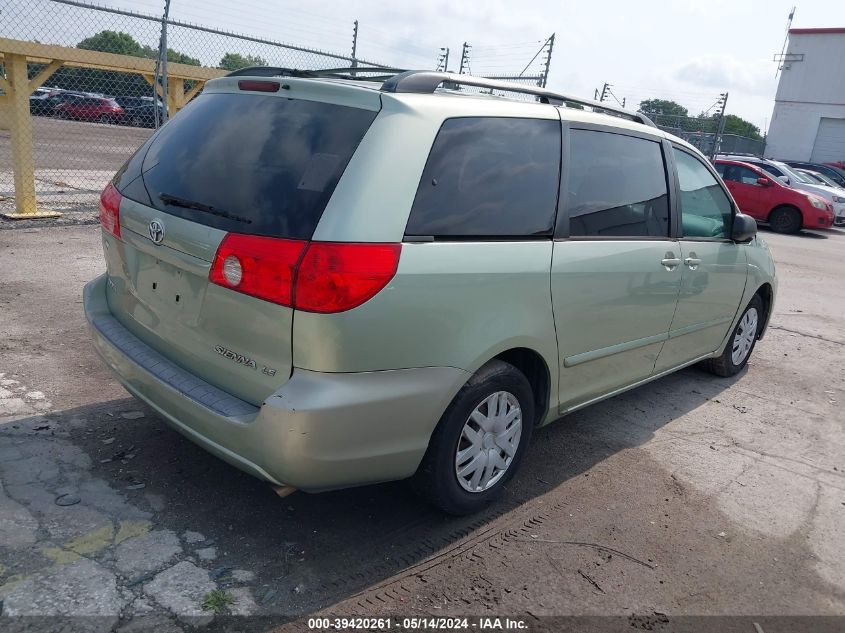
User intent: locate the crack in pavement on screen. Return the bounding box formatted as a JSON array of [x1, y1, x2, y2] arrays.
[[0, 374, 258, 621], [768, 325, 845, 346]]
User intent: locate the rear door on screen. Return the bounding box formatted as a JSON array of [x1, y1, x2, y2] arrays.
[[655, 146, 747, 371], [105, 80, 380, 404], [80, 97, 99, 119], [551, 125, 681, 411]]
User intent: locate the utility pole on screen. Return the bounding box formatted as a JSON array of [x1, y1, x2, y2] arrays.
[[437, 47, 450, 72], [598, 82, 609, 102], [541, 33, 555, 87], [351, 20, 359, 75], [710, 92, 729, 160], [459, 42, 471, 75], [154, 0, 172, 128], [775, 6, 796, 77]]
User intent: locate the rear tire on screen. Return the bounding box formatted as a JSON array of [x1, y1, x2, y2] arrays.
[[701, 294, 764, 377], [768, 206, 802, 234], [98, 113, 111, 123], [412, 360, 534, 515]]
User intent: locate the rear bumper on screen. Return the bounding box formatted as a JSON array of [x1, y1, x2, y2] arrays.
[[84, 274, 469, 491]]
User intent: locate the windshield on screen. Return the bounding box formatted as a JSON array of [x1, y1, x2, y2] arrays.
[[797, 170, 824, 184], [772, 161, 812, 184], [809, 172, 838, 188]]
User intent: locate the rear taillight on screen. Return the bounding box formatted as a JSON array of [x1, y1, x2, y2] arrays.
[[209, 235, 401, 313], [99, 182, 122, 239], [294, 242, 401, 313], [209, 234, 307, 306]]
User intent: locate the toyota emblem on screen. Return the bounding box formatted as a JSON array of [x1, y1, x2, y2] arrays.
[[148, 219, 165, 244]]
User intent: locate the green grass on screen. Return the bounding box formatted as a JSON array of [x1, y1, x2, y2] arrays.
[[201, 589, 235, 615]]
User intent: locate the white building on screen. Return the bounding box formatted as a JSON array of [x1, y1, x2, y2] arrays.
[[765, 28, 845, 162]]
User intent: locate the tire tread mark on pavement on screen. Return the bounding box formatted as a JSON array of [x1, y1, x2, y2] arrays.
[[343, 498, 572, 610]]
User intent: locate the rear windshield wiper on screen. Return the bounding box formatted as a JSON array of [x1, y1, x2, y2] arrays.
[[158, 193, 252, 224]]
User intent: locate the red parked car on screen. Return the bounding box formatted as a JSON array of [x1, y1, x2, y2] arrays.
[[715, 159, 835, 233], [54, 95, 124, 123]]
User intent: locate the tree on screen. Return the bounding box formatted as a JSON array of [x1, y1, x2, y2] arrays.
[[77, 30, 199, 65], [638, 98, 688, 118], [77, 30, 144, 56], [720, 114, 762, 141], [55, 31, 198, 98], [163, 49, 201, 66], [219, 53, 268, 71]]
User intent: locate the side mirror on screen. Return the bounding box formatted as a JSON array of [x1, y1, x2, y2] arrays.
[[756, 177, 771, 186], [778, 175, 790, 184], [732, 213, 757, 243]]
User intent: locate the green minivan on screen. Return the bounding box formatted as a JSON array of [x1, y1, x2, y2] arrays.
[[84, 69, 776, 514]]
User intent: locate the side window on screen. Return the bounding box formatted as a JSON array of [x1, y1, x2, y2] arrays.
[[761, 163, 784, 178], [406, 117, 560, 237], [673, 148, 733, 239], [567, 130, 669, 237], [736, 166, 761, 185]]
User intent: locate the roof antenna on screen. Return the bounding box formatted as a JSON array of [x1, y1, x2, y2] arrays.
[[775, 6, 796, 78]]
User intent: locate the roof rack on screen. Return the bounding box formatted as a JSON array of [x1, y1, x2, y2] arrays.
[[224, 66, 404, 81], [380, 71, 656, 128], [223, 67, 656, 128]]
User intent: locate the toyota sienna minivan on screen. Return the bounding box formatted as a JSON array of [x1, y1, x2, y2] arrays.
[[85, 68, 776, 514]]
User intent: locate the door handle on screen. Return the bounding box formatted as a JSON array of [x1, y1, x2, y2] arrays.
[[685, 256, 702, 270], [661, 255, 681, 270]]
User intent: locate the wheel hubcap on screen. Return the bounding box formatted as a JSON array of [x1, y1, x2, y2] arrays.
[[731, 307, 759, 365], [455, 391, 522, 493]]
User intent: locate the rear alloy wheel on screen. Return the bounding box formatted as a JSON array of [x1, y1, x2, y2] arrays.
[[98, 113, 111, 124], [768, 206, 802, 234], [455, 391, 523, 493], [412, 359, 534, 515], [701, 294, 764, 377]]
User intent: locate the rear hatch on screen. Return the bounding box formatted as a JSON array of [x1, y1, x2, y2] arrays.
[[103, 77, 381, 405]]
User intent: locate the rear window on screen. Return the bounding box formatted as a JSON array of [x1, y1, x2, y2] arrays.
[[131, 92, 377, 239]]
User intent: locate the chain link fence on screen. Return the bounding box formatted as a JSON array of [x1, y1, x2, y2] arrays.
[[1, 0, 563, 219], [651, 122, 765, 158], [0, 0, 399, 218]]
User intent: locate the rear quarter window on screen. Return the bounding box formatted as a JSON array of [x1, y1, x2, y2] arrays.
[[126, 92, 377, 239], [405, 117, 561, 238]]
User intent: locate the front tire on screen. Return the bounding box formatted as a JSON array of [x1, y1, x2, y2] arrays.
[[412, 360, 534, 515], [702, 294, 764, 377], [768, 206, 802, 234]]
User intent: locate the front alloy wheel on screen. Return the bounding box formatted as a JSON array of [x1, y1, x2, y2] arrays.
[[702, 294, 764, 377], [731, 307, 758, 366]]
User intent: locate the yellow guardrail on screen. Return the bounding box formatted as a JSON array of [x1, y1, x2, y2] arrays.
[[0, 38, 226, 218]]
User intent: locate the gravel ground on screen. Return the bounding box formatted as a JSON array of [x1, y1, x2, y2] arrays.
[[0, 223, 843, 631], [0, 116, 150, 216]]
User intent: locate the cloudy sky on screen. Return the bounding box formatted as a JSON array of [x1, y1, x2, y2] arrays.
[[14, 0, 845, 131]]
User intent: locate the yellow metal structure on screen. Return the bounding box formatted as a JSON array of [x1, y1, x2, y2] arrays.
[[0, 38, 226, 219]]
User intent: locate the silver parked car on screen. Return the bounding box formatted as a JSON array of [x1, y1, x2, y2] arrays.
[[85, 69, 776, 514]]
